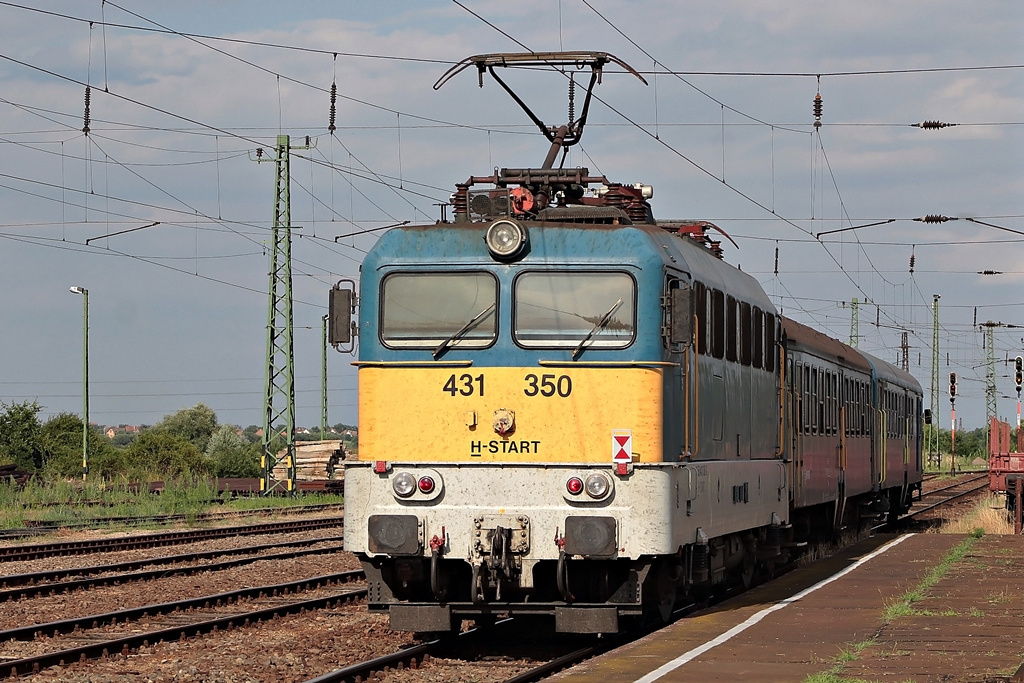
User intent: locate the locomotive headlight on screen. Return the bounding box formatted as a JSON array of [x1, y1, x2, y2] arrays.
[[392, 472, 416, 497], [484, 219, 528, 260], [584, 473, 611, 499]]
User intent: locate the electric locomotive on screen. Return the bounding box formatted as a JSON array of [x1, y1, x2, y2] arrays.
[[328, 52, 923, 634]]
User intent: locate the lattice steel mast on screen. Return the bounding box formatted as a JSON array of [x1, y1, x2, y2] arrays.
[[929, 295, 940, 467], [258, 134, 310, 495], [982, 321, 999, 440], [848, 297, 859, 348]]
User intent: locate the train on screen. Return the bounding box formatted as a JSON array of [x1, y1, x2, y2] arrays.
[[328, 52, 924, 634]]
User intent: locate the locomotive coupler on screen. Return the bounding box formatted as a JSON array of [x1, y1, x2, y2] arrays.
[[429, 526, 447, 600]]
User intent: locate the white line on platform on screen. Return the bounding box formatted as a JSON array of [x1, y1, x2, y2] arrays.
[[632, 534, 914, 683]]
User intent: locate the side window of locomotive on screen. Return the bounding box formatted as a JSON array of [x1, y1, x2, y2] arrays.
[[711, 290, 725, 359], [764, 314, 776, 372], [725, 296, 738, 362], [513, 271, 635, 348], [694, 282, 708, 354], [752, 307, 763, 369], [740, 302, 752, 365], [380, 272, 497, 348]]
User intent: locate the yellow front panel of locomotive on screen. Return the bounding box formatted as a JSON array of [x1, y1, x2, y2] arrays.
[[358, 366, 664, 463]]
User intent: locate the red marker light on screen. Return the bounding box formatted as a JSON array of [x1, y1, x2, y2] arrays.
[[417, 476, 435, 494], [566, 477, 584, 495]]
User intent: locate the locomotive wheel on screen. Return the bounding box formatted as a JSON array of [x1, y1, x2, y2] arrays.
[[740, 556, 756, 589]]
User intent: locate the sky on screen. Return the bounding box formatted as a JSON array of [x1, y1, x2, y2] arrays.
[[0, 1, 1021, 432]]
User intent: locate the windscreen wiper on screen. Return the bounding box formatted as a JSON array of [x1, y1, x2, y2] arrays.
[[433, 302, 496, 359], [571, 298, 623, 360]]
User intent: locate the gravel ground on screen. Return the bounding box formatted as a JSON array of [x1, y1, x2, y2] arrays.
[[0, 524, 345, 578], [0, 549, 362, 633], [17, 606, 415, 683]]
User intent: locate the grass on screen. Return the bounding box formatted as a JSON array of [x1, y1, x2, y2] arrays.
[[0, 478, 343, 530], [803, 535, 979, 683], [937, 493, 1014, 535], [881, 535, 976, 621]]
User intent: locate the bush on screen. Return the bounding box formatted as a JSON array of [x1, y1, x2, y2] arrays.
[[0, 401, 44, 472], [206, 425, 260, 478], [153, 403, 219, 453], [124, 431, 207, 479]]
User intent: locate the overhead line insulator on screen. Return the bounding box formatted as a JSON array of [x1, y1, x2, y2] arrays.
[[813, 93, 822, 129], [83, 86, 91, 135], [329, 81, 337, 133], [914, 120, 956, 129]]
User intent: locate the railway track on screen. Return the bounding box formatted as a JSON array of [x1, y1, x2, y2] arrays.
[[0, 502, 345, 540], [0, 570, 366, 679], [907, 473, 989, 518], [0, 535, 346, 600], [302, 619, 606, 683], [0, 516, 344, 562]]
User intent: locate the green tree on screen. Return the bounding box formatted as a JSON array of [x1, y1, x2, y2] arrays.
[[38, 412, 125, 480], [154, 403, 219, 453], [0, 400, 44, 472], [242, 424, 262, 444], [205, 425, 259, 477], [111, 432, 137, 447], [125, 430, 207, 478]]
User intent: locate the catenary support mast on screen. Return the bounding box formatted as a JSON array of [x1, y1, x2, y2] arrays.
[[259, 134, 305, 495]]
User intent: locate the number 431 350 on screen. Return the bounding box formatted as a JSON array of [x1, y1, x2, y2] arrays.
[[441, 373, 573, 398]]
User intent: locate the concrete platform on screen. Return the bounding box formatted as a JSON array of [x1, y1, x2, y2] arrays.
[[552, 533, 1024, 682]]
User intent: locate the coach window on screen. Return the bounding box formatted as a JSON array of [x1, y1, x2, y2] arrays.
[[513, 271, 635, 349], [817, 368, 825, 435], [832, 373, 839, 435], [793, 360, 801, 427], [381, 271, 497, 349], [726, 296, 738, 362], [843, 378, 851, 436], [712, 290, 725, 359], [798, 362, 806, 432], [823, 370, 831, 436]]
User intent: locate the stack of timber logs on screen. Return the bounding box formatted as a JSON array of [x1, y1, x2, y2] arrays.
[[272, 440, 346, 481]]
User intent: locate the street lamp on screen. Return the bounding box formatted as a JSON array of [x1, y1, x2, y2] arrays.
[[69, 286, 89, 480]]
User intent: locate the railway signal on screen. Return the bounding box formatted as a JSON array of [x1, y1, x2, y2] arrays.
[[1015, 356, 1022, 429], [948, 372, 957, 474]]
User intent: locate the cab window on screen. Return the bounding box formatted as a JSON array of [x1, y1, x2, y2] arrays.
[[380, 272, 497, 348], [514, 271, 635, 348]]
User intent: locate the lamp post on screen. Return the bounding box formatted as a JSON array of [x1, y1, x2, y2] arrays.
[[69, 286, 89, 480]]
